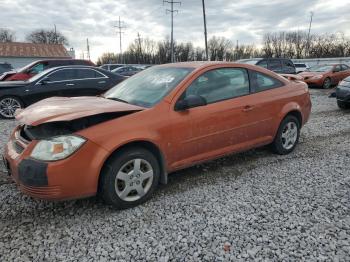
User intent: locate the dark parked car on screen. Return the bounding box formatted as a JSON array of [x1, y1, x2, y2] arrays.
[[238, 58, 296, 74], [0, 59, 96, 81], [0, 66, 125, 118], [336, 76, 350, 109], [0, 63, 13, 75], [111, 66, 142, 77], [100, 64, 125, 71]]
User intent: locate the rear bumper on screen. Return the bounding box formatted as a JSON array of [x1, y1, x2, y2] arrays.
[[3, 127, 109, 201]]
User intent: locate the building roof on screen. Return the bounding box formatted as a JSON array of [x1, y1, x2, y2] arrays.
[[0, 42, 70, 58]]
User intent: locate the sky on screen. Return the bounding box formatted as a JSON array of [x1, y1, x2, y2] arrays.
[[1, 0, 350, 62]]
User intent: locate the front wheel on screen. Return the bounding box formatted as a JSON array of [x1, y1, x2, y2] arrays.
[[271, 115, 300, 155], [337, 100, 350, 109], [322, 77, 332, 89], [0, 96, 23, 119], [99, 147, 160, 209]]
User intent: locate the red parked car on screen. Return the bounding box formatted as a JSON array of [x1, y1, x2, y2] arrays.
[[0, 59, 96, 81]]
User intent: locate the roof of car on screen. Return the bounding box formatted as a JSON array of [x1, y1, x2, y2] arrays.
[[157, 61, 244, 69]]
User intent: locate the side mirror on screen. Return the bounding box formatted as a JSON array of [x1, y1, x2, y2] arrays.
[[175, 95, 207, 111], [40, 77, 50, 85]]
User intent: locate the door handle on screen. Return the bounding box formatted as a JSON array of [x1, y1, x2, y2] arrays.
[[242, 105, 254, 112], [98, 81, 106, 84], [66, 83, 75, 86]]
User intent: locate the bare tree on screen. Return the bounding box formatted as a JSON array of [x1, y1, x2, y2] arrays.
[[208, 36, 233, 61], [26, 29, 69, 45], [0, 28, 15, 42], [96, 53, 119, 66]]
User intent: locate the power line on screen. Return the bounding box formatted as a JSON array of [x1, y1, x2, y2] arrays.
[[163, 0, 181, 63], [114, 16, 126, 62]]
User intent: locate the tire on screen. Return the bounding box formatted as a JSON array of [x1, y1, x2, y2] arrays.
[[337, 100, 350, 109], [271, 115, 300, 155], [0, 96, 23, 119], [322, 77, 332, 89], [99, 147, 160, 209]]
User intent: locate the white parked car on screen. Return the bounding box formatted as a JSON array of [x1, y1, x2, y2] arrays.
[[294, 63, 309, 73]]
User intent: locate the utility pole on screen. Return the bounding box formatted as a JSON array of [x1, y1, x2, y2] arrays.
[[307, 11, 314, 57], [137, 32, 143, 63], [164, 0, 181, 63], [201, 0, 208, 61], [86, 38, 90, 60], [114, 17, 126, 63], [54, 24, 57, 44]]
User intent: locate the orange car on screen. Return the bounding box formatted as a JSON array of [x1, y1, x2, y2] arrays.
[[3, 62, 311, 209], [299, 64, 350, 89]]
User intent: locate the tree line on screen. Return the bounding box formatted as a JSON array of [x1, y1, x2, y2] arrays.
[[2, 27, 350, 64], [0, 28, 68, 45], [97, 31, 350, 65]]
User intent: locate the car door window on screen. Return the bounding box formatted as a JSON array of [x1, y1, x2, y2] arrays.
[[30, 63, 48, 74], [257, 60, 268, 68], [341, 64, 349, 71], [334, 65, 341, 72], [283, 60, 295, 71], [76, 69, 104, 79], [183, 68, 250, 104], [268, 60, 282, 72], [47, 69, 76, 82], [250, 71, 284, 92]]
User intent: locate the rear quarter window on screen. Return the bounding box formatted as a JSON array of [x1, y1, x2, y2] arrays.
[[250, 70, 284, 93]]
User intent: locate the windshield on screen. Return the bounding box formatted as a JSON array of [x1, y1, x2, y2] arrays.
[[104, 66, 194, 107], [26, 68, 56, 82], [307, 65, 333, 72], [17, 61, 39, 73]]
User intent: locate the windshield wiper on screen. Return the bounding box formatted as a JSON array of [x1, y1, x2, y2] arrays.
[[106, 97, 130, 104]]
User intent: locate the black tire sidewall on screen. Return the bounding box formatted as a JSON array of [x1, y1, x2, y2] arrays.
[[0, 96, 23, 119], [100, 147, 160, 209], [337, 100, 349, 109], [272, 116, 300, 155], [323, 78, 331, 89]]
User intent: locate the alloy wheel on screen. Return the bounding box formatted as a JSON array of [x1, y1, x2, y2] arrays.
[[323, 78, 331, 89], [114, 158, 154, 202], [281, 122, 298, 150], [0, 97, 21, 118]]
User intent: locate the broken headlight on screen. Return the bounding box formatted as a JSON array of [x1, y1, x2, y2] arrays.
[[30, 135, 86, 161]]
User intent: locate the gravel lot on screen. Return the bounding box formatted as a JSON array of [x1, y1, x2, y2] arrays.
[[0, 89, 349, 261]]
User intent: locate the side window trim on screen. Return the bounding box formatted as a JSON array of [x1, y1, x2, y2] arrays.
[[175, 67, 251, 109], [36, 68, 108, 85]]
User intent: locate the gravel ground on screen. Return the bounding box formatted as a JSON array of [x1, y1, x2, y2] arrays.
[[0, 89, 349, 261]]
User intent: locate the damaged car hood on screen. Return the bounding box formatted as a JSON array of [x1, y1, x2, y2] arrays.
[[16, 96, 145, 126]]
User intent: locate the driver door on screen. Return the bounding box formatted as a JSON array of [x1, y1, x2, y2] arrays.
[[25, 69, 75, 104], [167, 67, 252, 169]]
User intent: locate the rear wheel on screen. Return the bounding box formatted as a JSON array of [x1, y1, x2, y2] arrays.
[[99, 147, 160, 209], [271, 115, 300, 155], [337, 100, 350, 109], [322, 77, 332, 89], [0, 96, 23, 119]]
